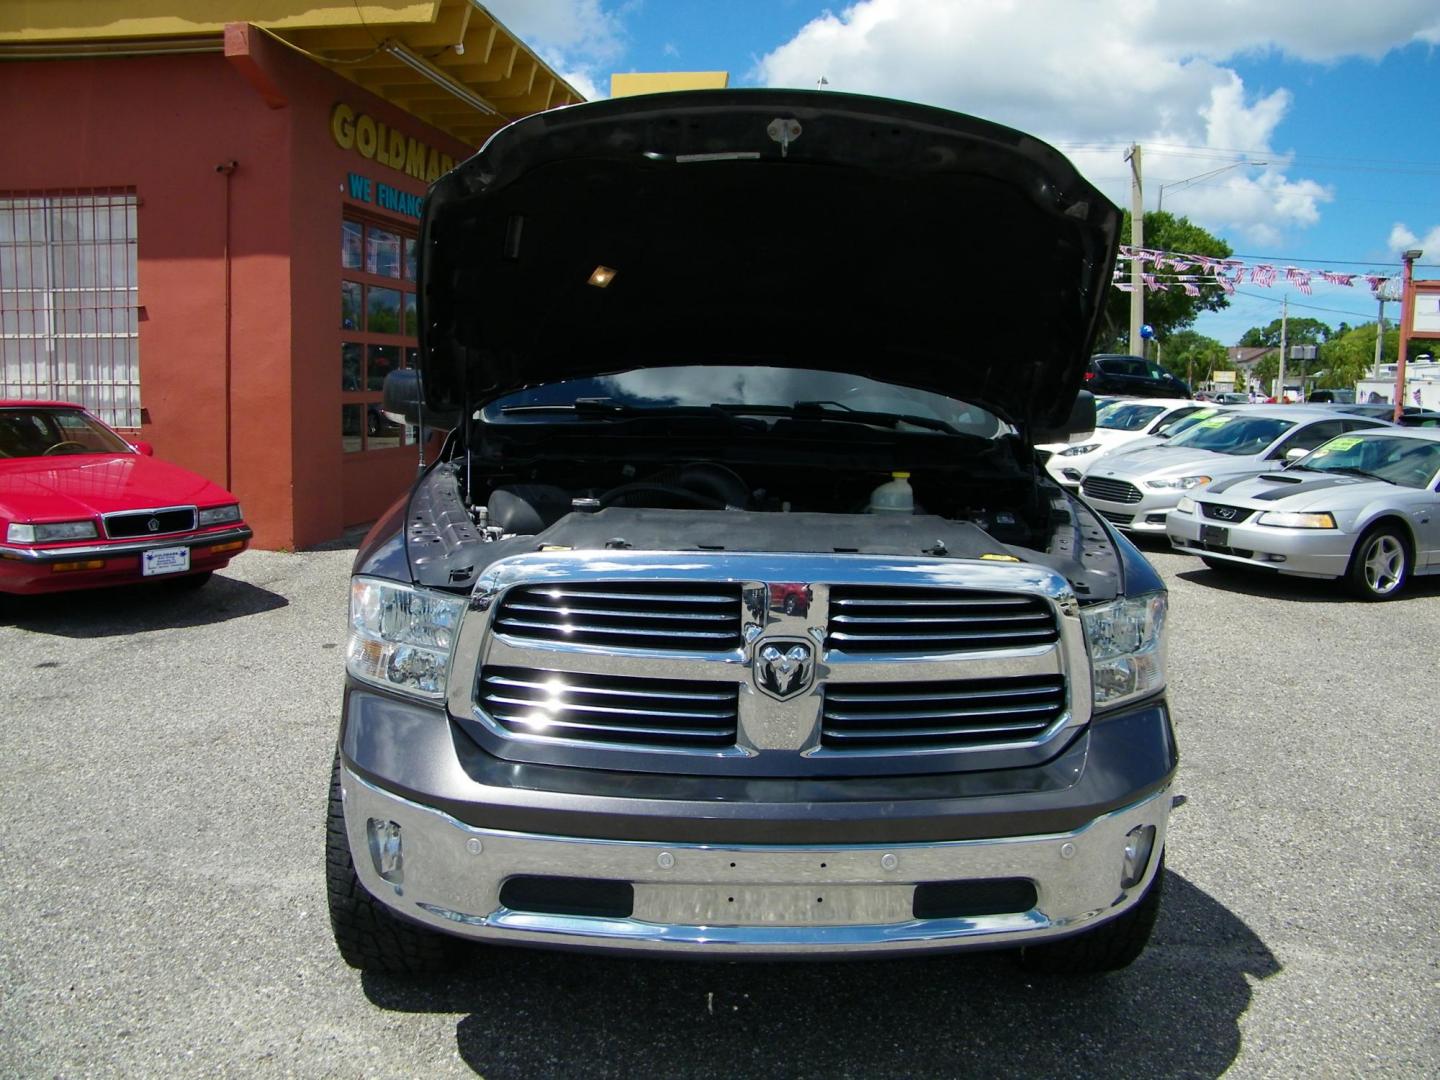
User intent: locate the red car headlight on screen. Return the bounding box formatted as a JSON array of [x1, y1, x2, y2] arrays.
[[7, 520, 99, 543]]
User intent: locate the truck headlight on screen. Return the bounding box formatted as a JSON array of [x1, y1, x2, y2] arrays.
[[1255, 510, 1336, 529], [6, 520, 98, 543], [1059, 443, 1101, 457], [347, 577, 465, 699], [1145, 475, 1211, 490], [1081, 592, 1167, 707]]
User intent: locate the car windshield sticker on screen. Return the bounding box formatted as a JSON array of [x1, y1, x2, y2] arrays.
[[1195, 415, 1232, 429], [1189, 408, 1217, 419], [1312, 436, 1362, 456]]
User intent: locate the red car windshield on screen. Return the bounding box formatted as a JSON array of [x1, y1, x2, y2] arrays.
[[0, 408, 132, 459]]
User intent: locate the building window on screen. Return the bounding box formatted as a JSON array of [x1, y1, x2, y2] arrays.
[[0, 190, 141, 428], [341, 215, 417, 453]]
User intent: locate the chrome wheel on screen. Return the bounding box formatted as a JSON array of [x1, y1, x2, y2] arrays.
[[1348, 528, 1409, 600], [1363, 535, 1405, 594]]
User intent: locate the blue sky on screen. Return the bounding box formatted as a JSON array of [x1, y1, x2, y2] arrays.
[[489, 1, 1439, 347]]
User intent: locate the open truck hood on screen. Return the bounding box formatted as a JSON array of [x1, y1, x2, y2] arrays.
[[418, 89, 1119, 429]]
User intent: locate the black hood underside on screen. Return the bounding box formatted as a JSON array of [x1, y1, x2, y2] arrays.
[[419, 89, 1120, 429]]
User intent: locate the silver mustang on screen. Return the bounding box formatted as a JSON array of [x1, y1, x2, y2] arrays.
[[1168, 428, 1440, 599]]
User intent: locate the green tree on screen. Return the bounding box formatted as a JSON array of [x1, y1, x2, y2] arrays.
[[1237, 316, 1332, 348], [1095, 211, 1233, 353], [1160, 330, 1228, 385]]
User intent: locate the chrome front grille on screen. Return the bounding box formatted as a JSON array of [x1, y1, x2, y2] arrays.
[[822, 675, 1067, 752], [493, 582, 743, 652], [1082, 477, 1142, 504], [479, 667, 739, 749], [457, 553, 1088, 778], [826, 586, 1058, 654]]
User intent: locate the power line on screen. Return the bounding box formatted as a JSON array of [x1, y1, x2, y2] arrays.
[[1229, 289, 1377, 319]]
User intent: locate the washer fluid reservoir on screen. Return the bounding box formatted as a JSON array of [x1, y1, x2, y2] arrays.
[[868, 472, 915, 514]]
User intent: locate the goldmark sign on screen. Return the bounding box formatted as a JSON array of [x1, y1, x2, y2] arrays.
[[331, 104, 456, 183]]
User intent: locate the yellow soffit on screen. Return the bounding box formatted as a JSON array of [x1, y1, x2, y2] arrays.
[[0, 1, 585, 148]]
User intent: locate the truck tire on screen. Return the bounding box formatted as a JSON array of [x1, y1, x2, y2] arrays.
[[1017, 854, 1164, 975], [325, 754, 457, 975]]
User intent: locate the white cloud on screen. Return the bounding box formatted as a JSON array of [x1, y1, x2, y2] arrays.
[[753, 0, 1436, 245], [1388, 224, 1440, 258], [484, 0, 627, 99]]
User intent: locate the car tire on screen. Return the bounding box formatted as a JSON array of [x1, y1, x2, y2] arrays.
[[1346, 526, 1410, 601], [325, 754, 457, 976], [1017, 854, 1164, 975]]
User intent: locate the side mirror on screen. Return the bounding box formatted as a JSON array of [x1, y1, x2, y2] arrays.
[[132, 441, 155, 457], [1284, 448, 1308, 463], [1033, 390, 1096, 443], [382, 369, 459, 429]]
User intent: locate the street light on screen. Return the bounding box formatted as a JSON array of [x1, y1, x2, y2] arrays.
[[1156, 159, 1267, 213], [1392, 248, 1424, 422]]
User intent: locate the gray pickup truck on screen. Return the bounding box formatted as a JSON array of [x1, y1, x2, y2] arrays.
[[329, 89, 1177, 977]]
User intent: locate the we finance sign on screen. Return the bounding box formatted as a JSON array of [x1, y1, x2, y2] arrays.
[[345, 173, 422, 220]]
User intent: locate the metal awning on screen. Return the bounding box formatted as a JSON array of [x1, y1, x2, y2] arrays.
[[0, 1, 583, 147]]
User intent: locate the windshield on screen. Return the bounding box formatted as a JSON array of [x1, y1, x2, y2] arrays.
[[483, 366, 1008, 437], [1155, 407, 1218, 439], [0, 407, 132, 458], [1301, 435, 1440, 488], [1166, 413, 1294, 456], [1096, 402, 1166, 432]]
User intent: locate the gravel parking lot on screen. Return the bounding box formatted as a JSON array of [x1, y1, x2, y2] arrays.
[[1, 539, 1436, 1079]]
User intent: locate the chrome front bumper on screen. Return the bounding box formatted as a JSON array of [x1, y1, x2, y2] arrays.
[[341, 764, 1170, 957]]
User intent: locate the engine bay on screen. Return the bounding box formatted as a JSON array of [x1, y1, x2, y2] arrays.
[[401, 446, 1125, 601]]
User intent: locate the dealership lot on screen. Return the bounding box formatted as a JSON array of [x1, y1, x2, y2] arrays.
[[1, 542, 1436, 1079]]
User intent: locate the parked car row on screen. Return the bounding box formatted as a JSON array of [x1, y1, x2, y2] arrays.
[[1053, 398, 1440, 599]]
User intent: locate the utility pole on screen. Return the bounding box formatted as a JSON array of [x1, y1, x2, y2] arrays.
[[1373, 292, 1386, 379], [1392, 249, 1423, 421], [1125, 144, 1143, 356], [1277, 295, 1288, 402]]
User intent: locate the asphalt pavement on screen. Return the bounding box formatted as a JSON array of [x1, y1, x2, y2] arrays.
[[1, 539, 1436, 1079]]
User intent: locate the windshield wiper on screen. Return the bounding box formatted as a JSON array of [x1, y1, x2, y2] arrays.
[[499, 398, 735, 420], [713, 400, 965, 436], [1321, 465, 1395, 484]]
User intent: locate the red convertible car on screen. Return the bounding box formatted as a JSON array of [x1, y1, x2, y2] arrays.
[[0, 400, 251, 595]]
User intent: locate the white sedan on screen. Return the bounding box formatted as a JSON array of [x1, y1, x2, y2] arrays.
[[1037, 398, 1206, 489]]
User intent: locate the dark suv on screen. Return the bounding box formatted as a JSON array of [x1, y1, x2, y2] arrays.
[[329, 90, 1177, 979], [1086, 354, 1192, 398]]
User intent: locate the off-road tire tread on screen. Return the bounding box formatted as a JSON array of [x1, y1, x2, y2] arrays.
[[325, 754, 456, 976], [1018, 855, 1165, 975]]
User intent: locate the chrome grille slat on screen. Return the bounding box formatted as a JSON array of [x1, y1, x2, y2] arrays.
[[505, 602, 736, 622], [496, 618, 740, 640], [482, 674, 733, 702], [831, 596, 1034, 608], [825, 701, 1060, 722], [831, 612, 1051, 625], [492, 715, 734, 740], [479, 665, 739, 749], [821, 674, 1066, 752], [519, 588, 736, 604], [825, 720, 1052, 740], [483, 693, 736, 721], [494, 582, 743, 652], [825, 586, 1059, 655]]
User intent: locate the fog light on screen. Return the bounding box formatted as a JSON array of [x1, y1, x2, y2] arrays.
[[1121, 824, 1156, 889], [1146, 513, 1168, 524], [367, 818, 404, 883], [1266, 553, 1286, 563]]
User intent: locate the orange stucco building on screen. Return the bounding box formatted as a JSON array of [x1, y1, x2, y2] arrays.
[[0, 3, 580, 548]]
